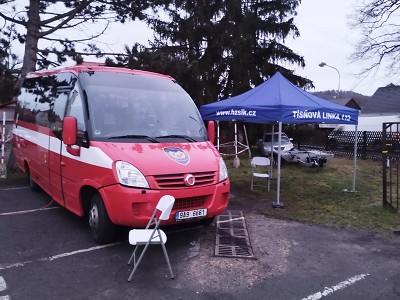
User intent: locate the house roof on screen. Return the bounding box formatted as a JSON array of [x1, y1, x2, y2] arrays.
[[312, 92, 369, 110], [329, 97, 362, 110], [362, 84, 400, 114]]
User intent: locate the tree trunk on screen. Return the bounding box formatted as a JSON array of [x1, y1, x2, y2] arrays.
[[15, 0, 40, 90]]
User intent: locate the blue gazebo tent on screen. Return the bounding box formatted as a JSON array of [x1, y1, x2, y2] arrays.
[[200, 72, 358, 125], [200, 72, 359, 207]]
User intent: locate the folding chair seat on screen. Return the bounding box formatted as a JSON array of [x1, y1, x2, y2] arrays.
[[250, 156, 271, 191], [127, 195, 175, 282]]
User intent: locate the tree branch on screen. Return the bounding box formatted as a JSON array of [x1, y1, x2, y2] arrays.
[[39, 0, 96, 38], [37, 49, 130, 57], [41, 22, 110, 43], [0, 12, 25, 26]]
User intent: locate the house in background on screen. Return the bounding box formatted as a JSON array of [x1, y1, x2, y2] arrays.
[[361, 84, 400, 114], [330, 97, 363, 111], [317, 97, 363, 129], [313, 90, 370, 111], [0, 101, 16, 140]]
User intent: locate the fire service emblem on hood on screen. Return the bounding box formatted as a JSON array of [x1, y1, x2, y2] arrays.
[[163, 147, 190, 165]]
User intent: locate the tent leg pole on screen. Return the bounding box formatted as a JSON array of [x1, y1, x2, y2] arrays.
[[345, 125, 358, 193], [243, 124, 251, 158], [217, 121, 220, 151], [273, 122, 284, 208], [270, 124, 274, 179], [351, 125, 358, 192], [233, 122, 240, 168]]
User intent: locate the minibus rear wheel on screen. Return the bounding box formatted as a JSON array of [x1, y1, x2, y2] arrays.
[[26, 164, 40, 192], [89, 193, 116, 244]]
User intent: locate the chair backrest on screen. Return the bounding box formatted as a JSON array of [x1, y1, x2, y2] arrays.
[[251, 156, 270, 167], [156, 195, 175, 220]]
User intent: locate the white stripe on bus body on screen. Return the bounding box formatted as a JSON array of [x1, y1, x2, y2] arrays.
[[13, 125, 113, 169]]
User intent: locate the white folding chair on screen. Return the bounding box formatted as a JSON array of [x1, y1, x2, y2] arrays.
[[250, 156, 271, 191], [127, 195, 175, 282]]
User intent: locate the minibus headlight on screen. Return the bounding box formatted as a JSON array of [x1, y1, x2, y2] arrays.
[[219, 157, 228, 182], [115, 161, 149, 188]]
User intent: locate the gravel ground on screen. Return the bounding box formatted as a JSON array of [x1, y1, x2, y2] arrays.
[[172, 213, 295, 293]]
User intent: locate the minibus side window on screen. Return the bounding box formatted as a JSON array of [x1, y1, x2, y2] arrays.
[[19, 75, 76, 128], [16, 84, 33, 123], [50, 73, 78, 140], [51, 90, 69, 140], [65, 87, 88, 147], [19, 76, 57, 126]]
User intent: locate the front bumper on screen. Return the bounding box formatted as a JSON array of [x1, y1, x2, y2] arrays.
[[98, 180, 230, 227]]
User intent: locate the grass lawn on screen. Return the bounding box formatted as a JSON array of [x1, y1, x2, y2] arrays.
[[226, 155, 400, 234]]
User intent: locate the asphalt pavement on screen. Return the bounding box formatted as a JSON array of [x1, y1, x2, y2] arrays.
[[1, 181, 400, 299]]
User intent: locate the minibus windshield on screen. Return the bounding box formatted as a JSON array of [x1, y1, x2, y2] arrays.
[[79, 71, 208, 142]]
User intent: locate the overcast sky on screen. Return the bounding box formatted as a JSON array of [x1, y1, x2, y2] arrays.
[[284, 0, 396, 96], [17, 0, 393, 97], [102, 0, 399, 96]]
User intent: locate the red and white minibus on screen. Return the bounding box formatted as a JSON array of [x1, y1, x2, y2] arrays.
[[13, 63, 230, 244]]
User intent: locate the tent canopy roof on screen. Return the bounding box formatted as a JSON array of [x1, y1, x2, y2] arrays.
[[200, 72, 359, 125]]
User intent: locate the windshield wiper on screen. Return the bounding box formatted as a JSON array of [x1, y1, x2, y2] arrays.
[[155, 135, 197, 142], [108, 135, 159, 143]]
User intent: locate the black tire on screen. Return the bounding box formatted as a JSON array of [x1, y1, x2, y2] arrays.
[[88, 193, 116, 244], [27, 168, 40, 192]]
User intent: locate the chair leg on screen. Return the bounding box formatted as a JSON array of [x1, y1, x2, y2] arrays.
[[127, 245, 140, 266], [127, 242, 151, 282], [160, 242, 174, 279]]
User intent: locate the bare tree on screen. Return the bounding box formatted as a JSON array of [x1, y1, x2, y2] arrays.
[[0, 0, 154, 89], [351, 0, 400, 77]]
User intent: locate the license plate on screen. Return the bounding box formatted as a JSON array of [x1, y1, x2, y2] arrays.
[[175, 208, 207, 221]]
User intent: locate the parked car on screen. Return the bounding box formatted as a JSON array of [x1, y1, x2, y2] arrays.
[[258, 132, 294, 156]]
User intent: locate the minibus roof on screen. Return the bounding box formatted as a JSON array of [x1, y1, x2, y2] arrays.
[[26, 62, 174, 80]]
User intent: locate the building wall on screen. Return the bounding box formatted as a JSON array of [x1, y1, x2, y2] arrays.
[[0, 104, 15, 140]]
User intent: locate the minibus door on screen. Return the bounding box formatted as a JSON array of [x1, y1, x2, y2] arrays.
[[49, 90, 69, 207], [59, 89, 88, 216]]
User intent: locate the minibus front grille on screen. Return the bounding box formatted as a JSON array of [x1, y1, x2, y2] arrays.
[[173, 196, 206, 210], [153, 171, 216, 189]]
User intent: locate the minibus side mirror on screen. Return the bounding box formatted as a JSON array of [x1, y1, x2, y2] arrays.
[[207, 121, 215, 143], [63, 116, 80, 156]]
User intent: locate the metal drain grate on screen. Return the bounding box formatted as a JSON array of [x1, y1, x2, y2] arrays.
[[215, 210, 254, 258]]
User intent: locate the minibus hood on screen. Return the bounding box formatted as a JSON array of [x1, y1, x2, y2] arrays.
[[101, 142, 221, 174]]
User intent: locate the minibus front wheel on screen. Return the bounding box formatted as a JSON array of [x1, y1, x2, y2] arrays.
[[89, 193, 116, 244]]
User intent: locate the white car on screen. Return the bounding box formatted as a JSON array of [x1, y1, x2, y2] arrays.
[[258, 132, 294, 156]]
